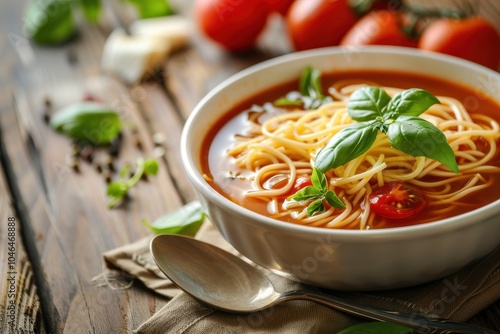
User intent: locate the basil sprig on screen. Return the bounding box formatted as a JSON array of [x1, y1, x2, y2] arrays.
[[107, 158, 159, 208], [290, 167, 345, 216], [275, 67, 333, 110], [315, 86, 459, 174]]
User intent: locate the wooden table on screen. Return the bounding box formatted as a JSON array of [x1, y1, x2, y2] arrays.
[[0, 1, 498, 333]]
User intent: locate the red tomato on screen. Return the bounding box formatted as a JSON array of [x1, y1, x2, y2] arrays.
[[368, 182, 428, 219], [194, 0, 270, 52], [418, 17, 500, 70], [340, 10, 418, 48], [286, 0, 358, 50], [263, 0, 294, 16]]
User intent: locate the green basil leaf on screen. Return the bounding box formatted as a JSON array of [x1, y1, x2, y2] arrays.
[[315, 123, 378, 173], [307, 199, 325, 216], [81, 0, 102, 22], [387, 88, 440, 118], [388, 116, 459, 173], [292, 186, 322, 202], [50, 102, 122, 145], [348, 86, 391, 121], [126, 0, 174, 18], [142, 201, 205, 236], [24, 0, 76, 45], [299, 67, 314, 96], [324, 190, 345, 208], [337, 321, 413, 334], [106, 181, 128, 197], [144, 159, 159, 176], [119, 164, 131, 179], [311, 167, 328, 193], [274, 98, 303, 107]]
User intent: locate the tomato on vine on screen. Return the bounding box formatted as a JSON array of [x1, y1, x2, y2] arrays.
[[340, 10, 418, 48], [194, 0, 270, 52], [263, 0, 294, 16], [286, 0, 359, 50], [369, 182, 428, 219], [418, 17, 500, 70]]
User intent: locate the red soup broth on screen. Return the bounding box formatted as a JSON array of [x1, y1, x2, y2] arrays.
[[200, 70, 500, 229]]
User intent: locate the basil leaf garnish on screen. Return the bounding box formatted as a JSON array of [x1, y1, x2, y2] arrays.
[[386, 88, 441, 118], [290, 167, 345, 217], [388, 116, 459, 173], [324, 190, 345, 208], [307, 199, 326, 216], [292, 186, 323, 202], [315, 84, 458, 174], [347, 86, 391, 121], [275, 67, 332, 110], [316, 123, 378, 173], [311, 167, 328, 193]]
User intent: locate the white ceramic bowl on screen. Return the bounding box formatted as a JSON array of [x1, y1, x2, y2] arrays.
[[181, 46, 500, 290]]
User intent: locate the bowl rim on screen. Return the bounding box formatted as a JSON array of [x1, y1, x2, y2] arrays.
[[181, 46, 500, 240]]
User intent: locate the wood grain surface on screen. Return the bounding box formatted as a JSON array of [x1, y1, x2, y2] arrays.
[[0, 0, 498, 333]]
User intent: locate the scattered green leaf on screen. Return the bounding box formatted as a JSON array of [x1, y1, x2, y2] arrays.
[[142, 201, 205, 236], [50, 102, 122, 145], [24, 0, 174, 44], [24, 0, 76, 45], [316, 86, 459, 173], [107, 158, 159, 208], [337, 321, 413, 334], [290, 167, 344, 216], [126, 0, 174, 18], [275, 66, 333, 110], [81, 0, 102, 23]]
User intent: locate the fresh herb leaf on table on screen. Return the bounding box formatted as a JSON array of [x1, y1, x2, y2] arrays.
[[24, 0, 174, 45], [107, 158, 159, 208], [290, 167, 345, 217], [275, 66, 333, 110], [142, 201, 205, 236], [80, 0, 102, 23], [126, 0, 175, 18], [315, 86, 459, 173], [50, 102, 122, 145], [24, 0, 76, 45]]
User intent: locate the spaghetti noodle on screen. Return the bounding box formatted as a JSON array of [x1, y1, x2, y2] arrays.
[[221, 82, 500, 230]]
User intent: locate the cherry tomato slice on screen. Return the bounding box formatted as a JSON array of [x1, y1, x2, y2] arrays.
[[291, 176, 312, 193], [369, 182, 428, 219]]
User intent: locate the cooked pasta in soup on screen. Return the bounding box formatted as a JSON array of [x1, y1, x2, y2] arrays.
[[201, 69, 500, 229]]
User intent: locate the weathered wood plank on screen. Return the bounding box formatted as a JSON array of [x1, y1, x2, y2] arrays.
[[0, 1, 175, 332], [0, 143, 45, 334]]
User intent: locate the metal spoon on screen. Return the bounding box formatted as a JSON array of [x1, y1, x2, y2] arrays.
[[150, 234, 498, 334]]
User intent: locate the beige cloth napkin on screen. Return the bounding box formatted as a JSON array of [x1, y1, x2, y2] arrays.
[[103, 221, 500, 334]]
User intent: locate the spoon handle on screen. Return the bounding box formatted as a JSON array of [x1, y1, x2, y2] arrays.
[[279, 290, 498, 334]]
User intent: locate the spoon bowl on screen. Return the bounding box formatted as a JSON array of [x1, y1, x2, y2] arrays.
[[151, 233, 279, 312], [150, 234, 497, 334]]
